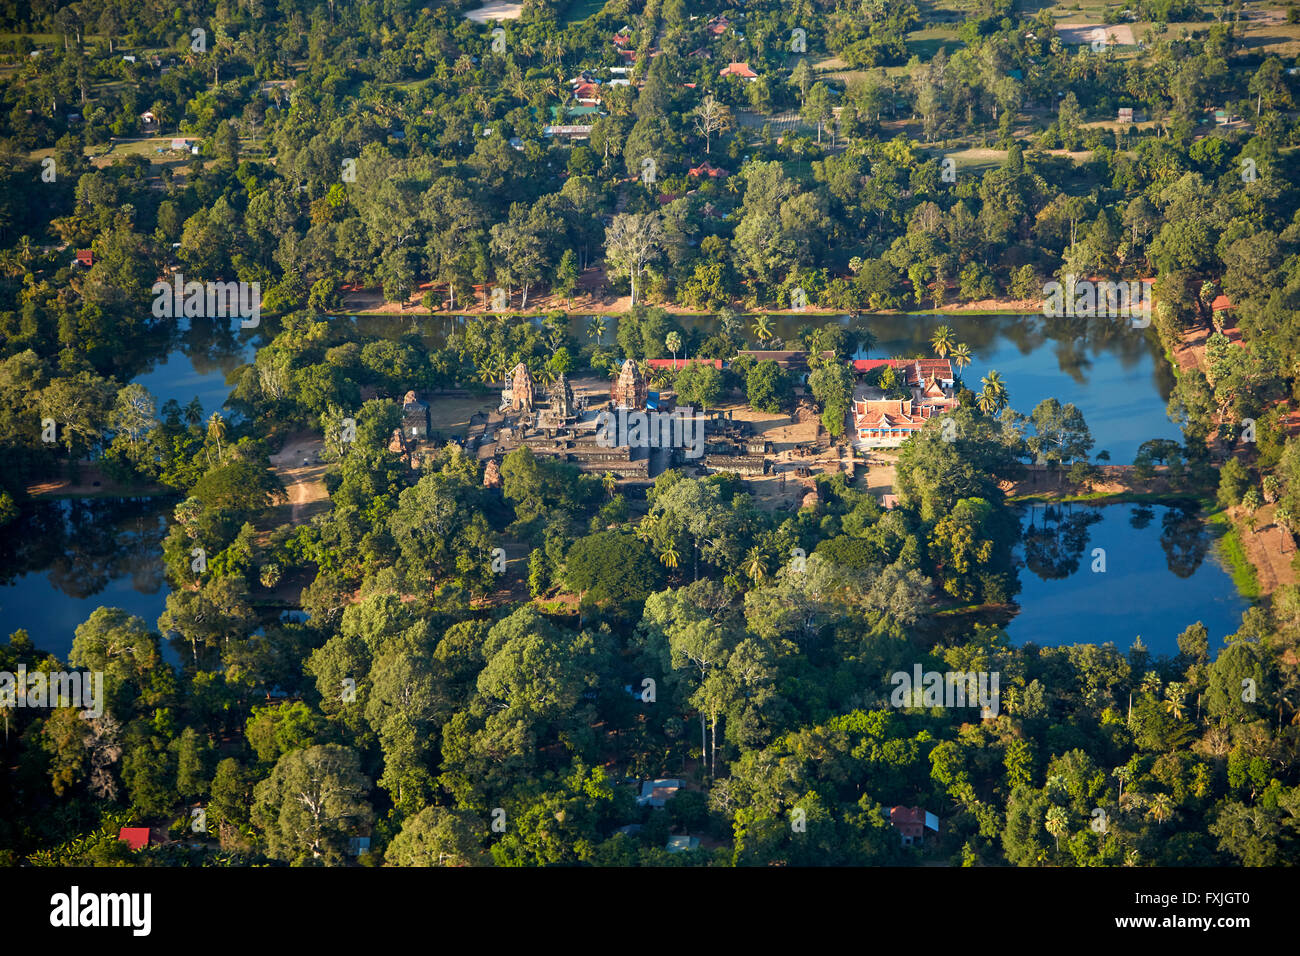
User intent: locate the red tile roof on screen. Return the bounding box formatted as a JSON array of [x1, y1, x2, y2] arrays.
[[118, 827, 151, 851], [1211, 294, 1235, 311], [851, 358, 954, 386], [719, 62, 758, 79], [688, 162, 728, 178], [890, 806, 937, 836]]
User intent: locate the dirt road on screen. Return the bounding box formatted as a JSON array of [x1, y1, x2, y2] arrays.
[[270, 433, 329, 523]]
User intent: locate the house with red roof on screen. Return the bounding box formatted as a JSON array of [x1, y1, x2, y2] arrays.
[[572, 82, 602, 105], [74, 249, 94, 267], [852, 358, 954, 388], [852, 358, 957, 448], [718, 62, 758, 81], [688, 161, 728, 178], [707, 16, 732, 36], [118, 826, 171, 850], [889, 806, 939, 846]]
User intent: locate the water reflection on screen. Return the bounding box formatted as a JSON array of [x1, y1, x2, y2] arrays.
[[1009, 503, 1246, 654], [0, 497, 174, 656], [1022, 504, 1104, 579], [130, 316, 258, 416]]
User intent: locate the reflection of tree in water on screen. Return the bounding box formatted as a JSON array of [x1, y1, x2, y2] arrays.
[[1021, 503, 1104, 580], [2, 498, 170, 599], [0, 502, 67, 587], [1041, 314, 1093, 387], [1160, 506, 1209, 578], [182, 316, 257, 380], [119, 316, 256, 392], [1129, 505, 1155, 530]]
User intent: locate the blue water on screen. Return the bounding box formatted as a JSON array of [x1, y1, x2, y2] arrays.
[[1009, 502, 1249, 656], [132, 316, 257, 417], [0, 497, 174, 661]]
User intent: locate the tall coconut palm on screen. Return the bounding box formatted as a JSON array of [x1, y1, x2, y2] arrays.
[[978, 370, 1008, 414], [1045, 806, 1068, 851], [751, 314, 773, 345], [951, 342, 972, 373], [1146, 793, 1174, 824], [744, 547, 768, 584], [1276, 506, 1294, 553], [206, 412, 227, 463], [852, 321, 876, 358], [930, 324, 955, 358], [1163, 683, 1186, 720], [602, 472, 618, 499], [183, 397, 203, 427], [587, 315, 607, 348], [1113, 765, 1131, 803], [658, 541, 680, 570], [666, 331, 682, 364]]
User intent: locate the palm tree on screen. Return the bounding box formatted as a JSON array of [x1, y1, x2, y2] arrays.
[[658, 541, 680, 570], [666, 331, 682, 364], [1045, 806, 1068, 851], [0, 250, 24, 280], [951, 342, 972, 373], [206, 412, 227, 463], [183, 398, 203, 427], [1276, 506, 1295, 553], [1146, 793, 1174, 824], [587, 315, 607, 348], [477, 357, 506, 385], [751, 314, 773, 346], [852, 321, 876, 358], [1163, 682, 1186, 720], [744, 547, 768, 584], [602, 472, 618, 499], [978, 370, 1008, 414], [1113, 765, 1131, 803], [930, 325, 955, 358]]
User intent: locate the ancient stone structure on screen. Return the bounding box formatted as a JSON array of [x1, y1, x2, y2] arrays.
[[401, 390, 429, 440], [508, 362, 534, 414], [550, 373, 574, 420], [611, 359, 648, 410]]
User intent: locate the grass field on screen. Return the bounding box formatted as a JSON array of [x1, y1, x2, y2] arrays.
[[561, 0, 607, 24], [1207, 509, 1263, 600]]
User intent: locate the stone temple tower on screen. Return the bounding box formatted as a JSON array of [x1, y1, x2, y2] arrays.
[[509, 362, 534, 414], [611, 359, 648, 410]]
